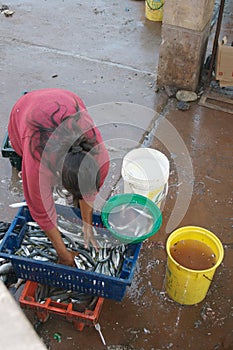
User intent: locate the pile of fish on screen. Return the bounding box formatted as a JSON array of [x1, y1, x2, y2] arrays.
[[0, 217, 129, 312], [57, 214, 122, 247], [0, 257, 99, 311], [13, 217, 127, 277], [35, 283, 99, 311]]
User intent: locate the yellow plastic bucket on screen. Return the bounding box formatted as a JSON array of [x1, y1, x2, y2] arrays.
[[165, 226, 224, 305], [145, 0, 164, 22]]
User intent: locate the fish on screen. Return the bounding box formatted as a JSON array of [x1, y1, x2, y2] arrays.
[[58, 215, 121, 247], [0, 261, 14, 275], [131, 206, 154, 220], [0, 260, 19, 288], [111, 249, 121, 271], [35, 283, 98, 311], [74, 257, 86, 270], [0, 221, 11, 232], [0, 221, 11, 240], [8, 278, 25, 295], [9, 202, 28, 208], [57, 216, 83, 235], [14, 223, 127, 277]]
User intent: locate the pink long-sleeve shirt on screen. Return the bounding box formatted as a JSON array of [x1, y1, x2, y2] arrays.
[[8, 88, 109, 231]]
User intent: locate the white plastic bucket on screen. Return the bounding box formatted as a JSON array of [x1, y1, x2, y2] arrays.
[[121, 148, 169, 209]]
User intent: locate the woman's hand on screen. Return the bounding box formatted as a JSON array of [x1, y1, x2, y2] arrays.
[[82, 223, 99, 250], [57, 250, 79, 267], [45, 226, 79, 267], [79, 199, 98, 249]]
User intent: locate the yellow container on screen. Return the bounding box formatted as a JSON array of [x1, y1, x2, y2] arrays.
[[145, 0, 164, 22], [165, 226, 224, 305]]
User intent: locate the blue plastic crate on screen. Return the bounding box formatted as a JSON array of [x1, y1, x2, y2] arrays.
[[0, 204, 141, 301], [1, 131, 22, 171]]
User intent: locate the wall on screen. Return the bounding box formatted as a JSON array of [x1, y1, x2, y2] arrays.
[[157, 0, 215, 90]]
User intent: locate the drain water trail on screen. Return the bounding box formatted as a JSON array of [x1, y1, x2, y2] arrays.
[[174, 306, 182, 328], [160, 272, 183, 329]]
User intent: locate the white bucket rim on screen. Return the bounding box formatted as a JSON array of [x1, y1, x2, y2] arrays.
[[121, 148, 170, 187]]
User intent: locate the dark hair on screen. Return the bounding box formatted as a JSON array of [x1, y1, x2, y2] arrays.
[[28, 101, 100, 201], [62, 150, 101, 201]]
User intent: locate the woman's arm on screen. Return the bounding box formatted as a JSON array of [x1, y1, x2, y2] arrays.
[[79, 199, 98, 249], [45, 226, 78, 266]]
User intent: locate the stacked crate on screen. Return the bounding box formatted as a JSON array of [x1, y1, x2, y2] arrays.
[[0, 204, 141, 331]]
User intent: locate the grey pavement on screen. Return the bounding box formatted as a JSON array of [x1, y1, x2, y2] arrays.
[[0, 1, 163, 348], [0, 1, 232, 350], [0, 0, 164, 218]]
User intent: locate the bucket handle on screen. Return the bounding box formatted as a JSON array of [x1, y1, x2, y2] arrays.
[[154, 182, 168, 204], [146, 0, 164, 11], [203, 274, 213, 282]]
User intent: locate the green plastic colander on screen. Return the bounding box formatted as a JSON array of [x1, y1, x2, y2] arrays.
[[101, 193, 162, 244]]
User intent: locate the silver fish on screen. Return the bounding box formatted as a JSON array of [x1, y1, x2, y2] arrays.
[[35, 283, 98, 311], [131, 206, 154, 219], [14, 223, 127, 277], [0, 261, 14, 275]]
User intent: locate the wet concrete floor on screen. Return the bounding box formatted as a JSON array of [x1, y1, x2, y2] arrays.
[[18, 96, 232, 350], [0, 1, 233, 349]]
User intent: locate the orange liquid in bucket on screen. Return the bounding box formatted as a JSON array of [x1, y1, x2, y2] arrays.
[[170, 239, 217, 270], [165, 226, 224, 305]]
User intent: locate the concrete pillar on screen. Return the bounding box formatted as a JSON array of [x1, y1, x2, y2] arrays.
[[0, 281, 47, 350], [157, 0, 215, 91]]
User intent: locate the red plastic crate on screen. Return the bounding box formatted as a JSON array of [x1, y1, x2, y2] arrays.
[[19, 281, 104, 331]]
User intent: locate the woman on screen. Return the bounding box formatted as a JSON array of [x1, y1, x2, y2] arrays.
[[8, 88, 110, 266]]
